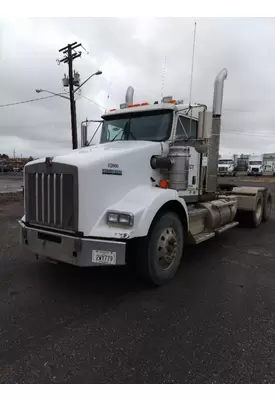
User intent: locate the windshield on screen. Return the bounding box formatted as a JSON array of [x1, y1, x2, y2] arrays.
[[249, 161, 262, 165], [219, 160, 233, 164], [100, 110, 173, 143]]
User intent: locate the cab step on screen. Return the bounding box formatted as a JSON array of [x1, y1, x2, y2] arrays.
[[192, 232, 215, 244], [191, 221, 239, 244], [214, 221, 239, 234]]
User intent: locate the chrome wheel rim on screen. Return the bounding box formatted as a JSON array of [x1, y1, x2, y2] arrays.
[[157, 227, 178, 270]]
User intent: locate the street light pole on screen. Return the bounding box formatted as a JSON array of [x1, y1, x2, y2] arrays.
[[37, 39, 103, 151], [67, 45, 78, 150], [73, 70, 102, 94], [58, 42, 82, 150], [35, 89, 69, 100]]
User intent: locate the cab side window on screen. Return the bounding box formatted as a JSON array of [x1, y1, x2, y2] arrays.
[[175, 116, 197, 140]]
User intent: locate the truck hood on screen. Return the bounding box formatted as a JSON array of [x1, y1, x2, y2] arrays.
[[27, 141, 163, 169], [249, 164, 262, 168], [218, 164, 232, 168], [23, 140, 168, 236]]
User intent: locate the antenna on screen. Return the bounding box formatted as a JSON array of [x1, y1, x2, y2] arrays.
[[160, 55, 167, 101], [189, 21, 197, 107], [189, 21, 197, 138], [106, 80, 112, 108]]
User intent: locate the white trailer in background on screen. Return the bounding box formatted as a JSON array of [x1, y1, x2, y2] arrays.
[[218, 154, 237, 176], [247, 154, 264, 176], [19, 69, 272, 286]]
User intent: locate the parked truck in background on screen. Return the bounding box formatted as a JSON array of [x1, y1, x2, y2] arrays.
[[218, 154, 237, 176], [19, 69, 272, 286], [247, 154, 264, 176]]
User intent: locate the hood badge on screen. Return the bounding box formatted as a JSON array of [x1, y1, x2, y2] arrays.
[[102, 162, 122, 176], [45, 157, 53, 168]]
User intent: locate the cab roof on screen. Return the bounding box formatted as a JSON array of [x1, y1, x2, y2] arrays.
[[101, 102, 202, 119]]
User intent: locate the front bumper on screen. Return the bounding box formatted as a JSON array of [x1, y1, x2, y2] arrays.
[[247, 171, 263, 176], [218, 171, 234, 176], [19, 220, 126, 267]]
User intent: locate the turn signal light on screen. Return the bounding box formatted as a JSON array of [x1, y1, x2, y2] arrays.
[[159, 180, 169, 189], [168, 100, 176, 104], [109, 108, 116, 111], [140, 102, 149, 106], [128, 103, 141, 108]]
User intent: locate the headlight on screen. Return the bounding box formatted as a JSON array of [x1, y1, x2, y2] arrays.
[[107, 211, 134, 227]]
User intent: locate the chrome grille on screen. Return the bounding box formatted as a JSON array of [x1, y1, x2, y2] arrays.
[[219, 167, 227, 172], [25, 163, 78, 232]]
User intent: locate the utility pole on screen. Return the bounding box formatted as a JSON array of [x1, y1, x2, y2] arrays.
[[58, 42, 82, 150]]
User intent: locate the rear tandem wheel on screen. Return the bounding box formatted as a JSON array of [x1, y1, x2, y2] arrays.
[[237, 191, 264, 228]]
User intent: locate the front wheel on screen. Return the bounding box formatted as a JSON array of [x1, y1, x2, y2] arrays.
[[135, 212, 184, 286]]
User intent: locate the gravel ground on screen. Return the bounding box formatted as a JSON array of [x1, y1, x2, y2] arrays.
[[1, 180, 275, 383], [0, 172, 23, 194]]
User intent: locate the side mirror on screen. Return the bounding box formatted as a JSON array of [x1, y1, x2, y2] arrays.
[[80, 120, 102, 147], [81, 124, 88, 147]]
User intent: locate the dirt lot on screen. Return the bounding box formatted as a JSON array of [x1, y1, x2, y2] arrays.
[[0, 172, 23, 194], [1, 178, 275, 383]]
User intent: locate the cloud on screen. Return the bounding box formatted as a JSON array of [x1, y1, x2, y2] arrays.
[[1, 17, 275, 157]]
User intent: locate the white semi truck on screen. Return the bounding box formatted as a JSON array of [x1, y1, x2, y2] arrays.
[[218, 154, 237, 176], [247, 154, 264, 176], [19, 69, 272, 286]]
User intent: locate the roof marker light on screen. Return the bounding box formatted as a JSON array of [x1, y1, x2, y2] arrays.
[[128, 103, 141, 108]]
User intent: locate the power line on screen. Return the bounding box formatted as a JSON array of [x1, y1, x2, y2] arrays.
[[0, 89, 106, 113], [0, 94, 59, 108], [78, 94, 107, 110], [222, 129, 275, 138]]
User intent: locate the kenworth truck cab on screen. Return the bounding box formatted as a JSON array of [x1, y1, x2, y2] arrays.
[[19, 69, 272, 286]]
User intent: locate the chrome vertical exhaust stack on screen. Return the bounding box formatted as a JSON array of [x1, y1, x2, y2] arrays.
[[205, 68, 228, 194], [212, 68, 228, 117], [125, 86, 134, 105]]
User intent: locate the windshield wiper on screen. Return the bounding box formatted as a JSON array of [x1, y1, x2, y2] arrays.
[[110, 130, 123, 142], [123, 119, 137, 140], [110, 119, 137, 141]]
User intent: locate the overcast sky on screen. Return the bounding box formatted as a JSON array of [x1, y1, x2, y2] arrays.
[[1, 17, 275, 158]]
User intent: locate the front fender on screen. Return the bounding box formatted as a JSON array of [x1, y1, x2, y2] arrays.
[[133, 186, 189, 238], [88, 184, 188, 239]]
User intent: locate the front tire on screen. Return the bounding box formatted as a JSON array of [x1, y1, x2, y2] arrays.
[[135, 212, 184, 286]]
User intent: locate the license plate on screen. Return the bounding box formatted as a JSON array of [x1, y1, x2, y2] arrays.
[[92, 250, 116, 265]]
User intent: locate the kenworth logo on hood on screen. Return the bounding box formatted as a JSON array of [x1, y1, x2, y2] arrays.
[[45, 157, 53, 168]]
